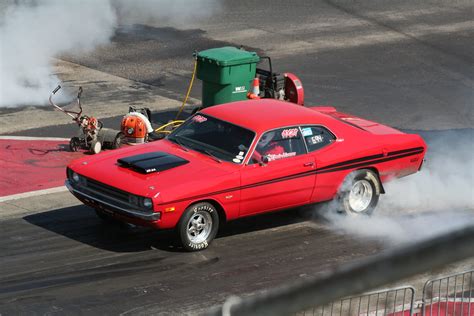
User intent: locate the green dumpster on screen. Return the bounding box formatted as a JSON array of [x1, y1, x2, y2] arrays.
[[197, 46, 260, 107]]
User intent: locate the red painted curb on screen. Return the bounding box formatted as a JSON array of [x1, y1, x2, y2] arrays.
[[0, 139, 84, 197]]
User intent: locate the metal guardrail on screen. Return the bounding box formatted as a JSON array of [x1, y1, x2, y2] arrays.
[[422, 270, 473, 316], [207, 225, 474, 316], [296, 286, 415, 316]]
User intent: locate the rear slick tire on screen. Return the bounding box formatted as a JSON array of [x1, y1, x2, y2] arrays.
[[178, 202, 219, 251], [338, 169, 381, 216]]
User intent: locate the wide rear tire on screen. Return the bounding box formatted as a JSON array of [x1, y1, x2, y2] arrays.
[[338, 169, 381, 216], [177, 202, 219, 251]]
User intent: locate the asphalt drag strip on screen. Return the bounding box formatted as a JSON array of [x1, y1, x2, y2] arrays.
[[1, 193, 472, 314], [0, 193, 379, 315]]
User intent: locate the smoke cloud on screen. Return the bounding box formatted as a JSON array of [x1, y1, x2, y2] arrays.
[[316, 130, 474, 246], [0, 0, 220, 108]]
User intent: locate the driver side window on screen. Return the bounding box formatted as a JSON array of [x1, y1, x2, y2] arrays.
[[251, 127, 306, 164]]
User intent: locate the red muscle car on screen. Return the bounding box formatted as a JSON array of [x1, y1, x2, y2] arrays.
[[66, 99, 426, 251]]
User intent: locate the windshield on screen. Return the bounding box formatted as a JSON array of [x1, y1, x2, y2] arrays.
[[167, 114, 255, 164]]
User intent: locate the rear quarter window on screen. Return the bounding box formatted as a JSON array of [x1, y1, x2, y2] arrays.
[[301, 126, 336, 152]]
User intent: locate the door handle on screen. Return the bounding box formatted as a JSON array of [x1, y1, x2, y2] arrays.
[[303, 162, 314, 167]]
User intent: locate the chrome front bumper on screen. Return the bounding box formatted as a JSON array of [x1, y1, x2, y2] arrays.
[[65, 180, 160, 221]]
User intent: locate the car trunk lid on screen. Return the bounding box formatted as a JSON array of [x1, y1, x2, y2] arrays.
[[313, 106, 403, 135]]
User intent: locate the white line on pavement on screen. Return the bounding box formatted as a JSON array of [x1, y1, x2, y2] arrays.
[[0, 136, 69, 141], [0, 186, 68, 203]]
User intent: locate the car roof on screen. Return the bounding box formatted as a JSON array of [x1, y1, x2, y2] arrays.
[[201, 99, 335, 134]]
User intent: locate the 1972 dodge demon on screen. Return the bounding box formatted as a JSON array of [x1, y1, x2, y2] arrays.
[[66, 99, 426, 251]]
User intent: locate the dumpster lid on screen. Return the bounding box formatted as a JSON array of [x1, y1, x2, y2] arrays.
[[198, 47, 260, 66]]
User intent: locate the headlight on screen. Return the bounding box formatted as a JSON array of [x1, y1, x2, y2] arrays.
[[143, 198, 153, 209], [72, 172, 80, 183], [128, 195, 153, 210]]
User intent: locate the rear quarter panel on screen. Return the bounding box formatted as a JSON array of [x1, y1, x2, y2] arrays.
[[375, 133, 426, 182], [311, 121, 426, 202]]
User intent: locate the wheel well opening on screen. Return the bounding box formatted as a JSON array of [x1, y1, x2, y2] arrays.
[[361, 167, 385, 194], [190, 199, 227, 225]]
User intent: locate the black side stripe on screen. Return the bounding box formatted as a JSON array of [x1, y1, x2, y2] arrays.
[[316, 153, 384, 172], [316, 146, 423, 172], [162, 147, 424, 205], [388, 146, 424, 156], [316, 149, 424, 174]]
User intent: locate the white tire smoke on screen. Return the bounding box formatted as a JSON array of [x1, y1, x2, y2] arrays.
[[316, 129, 474, 246], [0, 0, 220, 108]]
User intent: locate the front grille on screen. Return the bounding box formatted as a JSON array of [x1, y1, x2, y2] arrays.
[[66, 179, 159, 221], [67, 171, 156, 219], [85, 178, 130, 203]]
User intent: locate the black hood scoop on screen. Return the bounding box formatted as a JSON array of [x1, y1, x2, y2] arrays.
[[117, 151, 189, 174]]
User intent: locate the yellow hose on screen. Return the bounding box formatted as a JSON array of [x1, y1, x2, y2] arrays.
[[154, 56, 198, 133], [154, 120, 185, 133], [175, 57, 198, 120]]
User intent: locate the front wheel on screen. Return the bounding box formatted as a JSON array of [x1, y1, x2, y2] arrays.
[[338, 169, 381, 216], [177, 202, 219, 251]]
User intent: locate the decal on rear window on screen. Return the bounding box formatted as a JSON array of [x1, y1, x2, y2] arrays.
[[301, 127, 313, 137], [192, 115, 207, 123], [303, 126, 336, 152], [309, 135, 324, 145], [281, 128, 299, 139]]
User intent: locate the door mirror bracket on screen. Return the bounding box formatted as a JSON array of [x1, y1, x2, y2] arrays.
[[259, 155, 269, 166]]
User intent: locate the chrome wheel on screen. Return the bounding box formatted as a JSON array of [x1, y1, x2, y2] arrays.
[[186, 211, 213, 244], [179, 202, 219, 251], [348, 179, 373, 213]]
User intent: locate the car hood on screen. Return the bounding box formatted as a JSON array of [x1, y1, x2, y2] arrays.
[[68, 140, 240, 201]]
